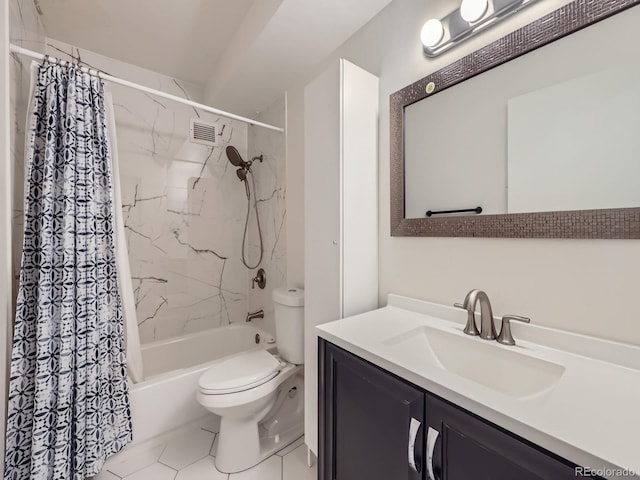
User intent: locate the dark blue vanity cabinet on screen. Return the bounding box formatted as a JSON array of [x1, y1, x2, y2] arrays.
[[319, 339, 601, 480], [319, 337, 425, 480]]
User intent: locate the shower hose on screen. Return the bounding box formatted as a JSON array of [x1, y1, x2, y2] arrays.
[[241, 169, 264, 269]]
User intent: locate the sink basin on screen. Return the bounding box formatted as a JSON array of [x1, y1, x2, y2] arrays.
[[382, 326, 565, 399]]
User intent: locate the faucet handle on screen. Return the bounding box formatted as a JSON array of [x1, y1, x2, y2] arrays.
[[454, 302, 480, 336], [497, 315, 530, 346], [252, 268, 266, 289]]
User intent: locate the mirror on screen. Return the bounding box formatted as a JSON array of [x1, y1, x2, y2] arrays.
[[390, 0, 640, 238]]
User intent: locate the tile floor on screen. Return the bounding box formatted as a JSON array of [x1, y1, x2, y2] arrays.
[[91, 416, 316, 480]]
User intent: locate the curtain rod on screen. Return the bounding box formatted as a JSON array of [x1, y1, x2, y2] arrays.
[[9, 44, 285, 133]]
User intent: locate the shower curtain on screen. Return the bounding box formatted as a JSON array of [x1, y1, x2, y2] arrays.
[[4, 62, 132, 479]]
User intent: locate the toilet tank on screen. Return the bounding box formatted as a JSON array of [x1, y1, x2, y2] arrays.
[[272, 287, 305, 364]]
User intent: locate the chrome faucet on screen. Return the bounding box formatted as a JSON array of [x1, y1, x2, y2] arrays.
[[455, 289, 497, 340], [246, 309, 264, 322]]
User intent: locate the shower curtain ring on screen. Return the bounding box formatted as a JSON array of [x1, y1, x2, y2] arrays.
[[43, 54, 58, 66]]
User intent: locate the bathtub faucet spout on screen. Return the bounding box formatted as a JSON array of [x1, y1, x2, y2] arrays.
[[246, 309, 264, 322]]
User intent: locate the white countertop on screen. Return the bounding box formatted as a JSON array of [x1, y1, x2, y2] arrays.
[[316, 294, 640, 479]]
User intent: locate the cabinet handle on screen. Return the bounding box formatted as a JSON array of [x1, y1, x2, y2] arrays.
[[427, 426, 440, 480], [408, 417, 422, 473]]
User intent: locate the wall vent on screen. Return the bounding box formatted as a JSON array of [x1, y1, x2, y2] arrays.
[[190, 119, 219, 147]]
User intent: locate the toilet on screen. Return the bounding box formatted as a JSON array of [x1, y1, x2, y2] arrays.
[[197, 287, 305, 474]]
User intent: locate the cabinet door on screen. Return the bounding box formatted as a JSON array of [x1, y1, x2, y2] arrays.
[[425, 394, 600, 480], [320, 340, 425, 480]]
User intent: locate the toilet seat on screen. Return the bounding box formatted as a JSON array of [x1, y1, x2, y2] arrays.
[[199, 350, 284, 395]]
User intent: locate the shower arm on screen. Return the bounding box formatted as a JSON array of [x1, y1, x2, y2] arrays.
[[245, 154, 264, 170]]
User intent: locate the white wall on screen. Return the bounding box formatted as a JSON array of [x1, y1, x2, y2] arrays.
[[1, 0, 11, 464], [286, 0, 640, 346], [285, 85, 305, 287]]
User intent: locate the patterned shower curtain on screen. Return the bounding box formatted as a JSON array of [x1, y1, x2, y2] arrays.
[[4, 63, 132, 479]]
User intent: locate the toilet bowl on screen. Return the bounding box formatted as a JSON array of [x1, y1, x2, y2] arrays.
[[197, 287, 305, 474]]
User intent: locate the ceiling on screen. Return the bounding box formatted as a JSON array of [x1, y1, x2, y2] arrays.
[[37, 0, 256, 86], [37, 0, 395, 117]]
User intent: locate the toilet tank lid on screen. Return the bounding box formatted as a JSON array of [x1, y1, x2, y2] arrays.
[[272, 287, 304, 307]]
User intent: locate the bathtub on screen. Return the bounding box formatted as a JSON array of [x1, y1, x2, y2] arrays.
[[128, 324, 276, 445]]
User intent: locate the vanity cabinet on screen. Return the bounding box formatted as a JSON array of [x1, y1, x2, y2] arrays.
[[426, 394, 580, 479], [319, 338, 424, 480], [319, 339, 602, 480]]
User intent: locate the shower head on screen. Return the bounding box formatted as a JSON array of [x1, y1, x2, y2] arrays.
[[236, 168, 247, 182], [226, 146, 248, 169]]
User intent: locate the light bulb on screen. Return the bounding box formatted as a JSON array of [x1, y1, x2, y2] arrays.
[[460, 0, 488, 22], [421, 19, 444, 48]]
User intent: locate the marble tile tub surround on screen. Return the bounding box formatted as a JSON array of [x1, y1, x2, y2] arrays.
[[90, 416, 315, 480], [11, 37, 287, 343], [247, 99, 287, 335]]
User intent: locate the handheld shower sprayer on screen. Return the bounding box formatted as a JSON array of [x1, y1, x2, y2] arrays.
[[225, 146, 264, 270], [226, 146, 263, 177], [226, 146, 248, 169]]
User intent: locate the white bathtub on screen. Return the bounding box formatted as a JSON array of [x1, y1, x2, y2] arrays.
[[128, 324, 275, 445]]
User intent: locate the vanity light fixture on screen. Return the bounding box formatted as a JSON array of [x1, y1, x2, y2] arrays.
[[460, 0, 489, 22], [421, 0, 539, 57], [421, 19, 445, 48]]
